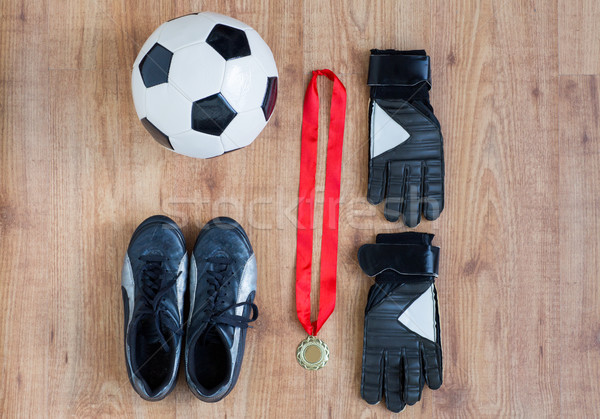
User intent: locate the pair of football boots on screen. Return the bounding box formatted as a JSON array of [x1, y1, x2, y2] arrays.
[[121, 215, 258, 401]]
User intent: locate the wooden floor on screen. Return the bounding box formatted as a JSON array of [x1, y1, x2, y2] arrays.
[[1, 0, 599, 417]]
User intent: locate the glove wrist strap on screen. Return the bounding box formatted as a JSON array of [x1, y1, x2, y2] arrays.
[[357, 243, 439, 278], [367, 51, 431, 87]]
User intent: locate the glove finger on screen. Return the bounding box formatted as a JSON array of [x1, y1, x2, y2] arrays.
[[402, 162, 424, 228], [384, 161, 405, 222], [384, 351, 406, 413], [367, 158, 387, 205], [403, 349, 424, 405], [361, 348, 384, 405], [423, 160, 444, 221], [422, 343, 443, 390]]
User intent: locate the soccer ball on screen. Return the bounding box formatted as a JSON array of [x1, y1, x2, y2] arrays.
[[131, 12, 278, 158]]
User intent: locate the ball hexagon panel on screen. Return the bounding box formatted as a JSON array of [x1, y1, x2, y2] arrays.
[[145, 83, 192, 137], [131, 67, 147, 119], [206, 24, 251, 60], [133, 23, 165, 69], [139, 44, 173, 87], [191, 93, 237, 136], [245, 29, 278, 77], [220, 55, 268, 113], [157, 14, 215, 52], [222, 107, 267, 148], [169, 42, 225, 102], [202, 12, 251, 31], [169, 130, 224, 158]]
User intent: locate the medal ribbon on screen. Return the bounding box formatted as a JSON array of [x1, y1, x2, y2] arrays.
[[296, 69, 347, 336]]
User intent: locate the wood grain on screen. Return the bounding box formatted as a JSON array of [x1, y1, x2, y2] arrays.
[[558, 75, 600, 417], [1, 0, 599, 417], [559, 0, 600, 74]]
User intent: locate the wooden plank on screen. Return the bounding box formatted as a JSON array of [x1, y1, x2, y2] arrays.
[[429, 1, 498, 416], [558, 75, 600, 416], [430, 0, 560, 416], [559, 0, 600, 74], [48, 0, 119, 70], [0, 0, 51, 417], [303, 0, 431, 74]]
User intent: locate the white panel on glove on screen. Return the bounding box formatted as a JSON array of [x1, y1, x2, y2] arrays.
[[398, 284, 436, 342], [370, 101, 410, 158]]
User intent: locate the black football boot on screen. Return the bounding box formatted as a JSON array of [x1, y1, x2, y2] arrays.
[[121, 215, 187, 401], [185, 217, 258, 402]]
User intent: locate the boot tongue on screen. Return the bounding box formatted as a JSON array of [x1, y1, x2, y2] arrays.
[[137, 313, 174, 347], [190, 323, 232, 350]]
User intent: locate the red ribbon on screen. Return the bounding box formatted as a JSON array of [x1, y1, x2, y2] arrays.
[[296, 70, 347, 336]]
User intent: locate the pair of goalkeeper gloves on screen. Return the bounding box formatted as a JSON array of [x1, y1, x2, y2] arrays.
[[358, 50, 444, 413]]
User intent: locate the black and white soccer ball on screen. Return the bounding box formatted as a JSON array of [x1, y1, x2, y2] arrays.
[[132, 12, 278, 158]]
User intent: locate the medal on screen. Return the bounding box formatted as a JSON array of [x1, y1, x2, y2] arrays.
[[296, 335, 329, 370], [295, 70, 346, 370]]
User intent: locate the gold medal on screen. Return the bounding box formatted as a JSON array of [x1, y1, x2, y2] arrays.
[[296, 335, 329, 370]]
